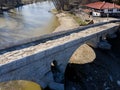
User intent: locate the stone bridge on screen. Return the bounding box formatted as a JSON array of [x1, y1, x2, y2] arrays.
[[0, 20, 120, 88]]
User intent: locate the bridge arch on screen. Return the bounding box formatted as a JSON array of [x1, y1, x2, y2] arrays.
[[0, 36, 113, 89], [63, 44, 96, 90], [64, 32, 120, 90], [69, 44, 96, 64]]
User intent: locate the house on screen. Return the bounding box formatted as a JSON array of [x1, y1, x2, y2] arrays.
[[85, 1, 120, 17]]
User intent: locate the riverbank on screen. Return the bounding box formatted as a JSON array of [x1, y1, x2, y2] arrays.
[[53, 11, 94, 33], [53, 12, 79, 32]]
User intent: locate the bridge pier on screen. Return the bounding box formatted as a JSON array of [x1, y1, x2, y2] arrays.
[[98, 41, 111, 50]]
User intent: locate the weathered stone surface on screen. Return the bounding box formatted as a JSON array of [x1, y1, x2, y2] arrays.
[[48, 82, 64, 90], [98, 41, 111, 50], [117, 80, 120, 86], [0, 21, 119, 88]]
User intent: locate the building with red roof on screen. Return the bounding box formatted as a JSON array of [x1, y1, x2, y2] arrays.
[[85, 1, 120, 17]]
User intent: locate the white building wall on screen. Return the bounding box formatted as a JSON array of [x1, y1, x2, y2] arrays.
[[104, 8, 120, 13], [104, 9, 108, 13], [113, 9, 117, 13], [117, 9, 120, 13], [92, 11, 101, 16]]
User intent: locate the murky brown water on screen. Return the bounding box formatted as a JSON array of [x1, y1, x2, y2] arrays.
[[0, 1, 59, 44]]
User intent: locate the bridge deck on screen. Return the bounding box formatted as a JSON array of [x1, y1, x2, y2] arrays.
[[0, 22, 119, 66]]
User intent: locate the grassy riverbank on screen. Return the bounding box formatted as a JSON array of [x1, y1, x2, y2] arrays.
[[52, 10, 91, 32], [53, 12, 79, 32]]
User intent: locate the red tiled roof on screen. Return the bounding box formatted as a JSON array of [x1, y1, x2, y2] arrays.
[[85, 1, 120, 9]]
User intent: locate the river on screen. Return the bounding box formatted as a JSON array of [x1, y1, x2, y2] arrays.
[[0, 1, 59, 45]]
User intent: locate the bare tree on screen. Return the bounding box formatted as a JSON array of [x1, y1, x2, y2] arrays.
[[52, 0, 70, 11]]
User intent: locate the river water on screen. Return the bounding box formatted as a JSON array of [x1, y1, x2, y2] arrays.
[[0, 1, 59, 44]]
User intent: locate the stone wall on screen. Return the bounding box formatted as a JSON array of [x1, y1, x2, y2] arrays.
[[0, 20, 119, 88]]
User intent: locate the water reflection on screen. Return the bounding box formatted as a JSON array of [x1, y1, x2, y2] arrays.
[[0, 80, 42, 90], [0, 1, 59, 44]]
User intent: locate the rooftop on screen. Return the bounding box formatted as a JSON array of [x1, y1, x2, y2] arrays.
[[85, 1, 120, 9]]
